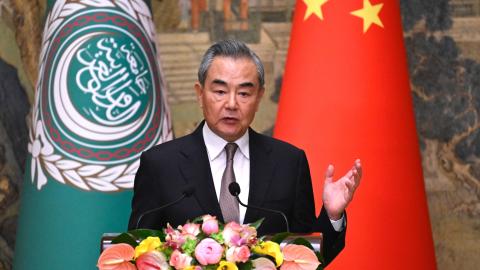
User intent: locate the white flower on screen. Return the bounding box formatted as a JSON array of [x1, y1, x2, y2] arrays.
[[28, 120, 53, 190]]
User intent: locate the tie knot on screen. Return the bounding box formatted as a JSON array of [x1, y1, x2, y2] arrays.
[[225, 143, 238, 161]]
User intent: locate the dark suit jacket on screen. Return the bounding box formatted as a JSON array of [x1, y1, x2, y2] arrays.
[[128, 122, 345, 265]]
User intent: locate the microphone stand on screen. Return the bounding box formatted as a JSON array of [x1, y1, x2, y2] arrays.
[[229, 182, 290, 232]]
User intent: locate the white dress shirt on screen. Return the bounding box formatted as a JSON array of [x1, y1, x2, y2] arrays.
[[202, 123, 345, 231], [203, 123, 250, 224]]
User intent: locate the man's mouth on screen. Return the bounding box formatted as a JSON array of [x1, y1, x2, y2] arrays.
[[221, 117, 239, 123]]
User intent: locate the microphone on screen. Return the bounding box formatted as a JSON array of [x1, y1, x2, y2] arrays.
[[135, 184, 195, 229], [228, 182, 290, 232]]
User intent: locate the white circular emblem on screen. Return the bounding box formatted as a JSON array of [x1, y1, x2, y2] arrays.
[[28, 0, 172, 192]]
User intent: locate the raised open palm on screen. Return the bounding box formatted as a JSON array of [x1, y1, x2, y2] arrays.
[[322, 159, 362, 220]]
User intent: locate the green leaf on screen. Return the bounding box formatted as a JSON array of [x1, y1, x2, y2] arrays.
[[237, 261, 253, 270], [248, 253, 262, 260], [127, 229, 166, 242], [269, 232, 291, 244], [111, 232, 138, 247], [205, 264, 218, 270], [292, 237, 315, 250], [196, 231, 207, 241], [249, 218, 264, 230], [181, 238, 198, 256], [210, 232, 225, 244], [162, 246, 173, 258], [315, 251, 325, 267], [191, 216, 204, 224]]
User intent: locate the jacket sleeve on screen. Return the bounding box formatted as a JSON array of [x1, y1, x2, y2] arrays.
[[128, 152, 154, 230], [295, 150, 346, 266]]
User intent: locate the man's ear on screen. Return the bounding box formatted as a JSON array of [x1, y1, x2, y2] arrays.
[[194, 82, 203, 108], [258, 86, 265, 99], [255, 87, 265, 112]]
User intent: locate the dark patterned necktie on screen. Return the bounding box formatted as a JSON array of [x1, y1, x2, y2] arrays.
[[219, 143, 239, 223]]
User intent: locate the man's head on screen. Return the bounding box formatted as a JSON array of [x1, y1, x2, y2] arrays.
[[195, 40, 265, 142]]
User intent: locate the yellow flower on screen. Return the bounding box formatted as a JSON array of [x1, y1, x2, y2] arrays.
[[217, 261, 238, 270], [134, 236, 162, 259], [252, 241, 283, 267], [184, 266, 197, 270]]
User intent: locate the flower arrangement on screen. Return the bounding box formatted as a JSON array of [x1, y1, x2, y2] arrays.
[[98, 215, 323, 270]]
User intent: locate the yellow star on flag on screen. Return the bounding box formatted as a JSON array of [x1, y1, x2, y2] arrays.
[[303, 0, 328, 20], [351, 0, 384, 33]]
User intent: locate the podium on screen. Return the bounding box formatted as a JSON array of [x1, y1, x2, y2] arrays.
[[100, 232, 322, 253]]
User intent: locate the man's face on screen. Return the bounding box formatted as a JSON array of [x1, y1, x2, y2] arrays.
[[195, 56, 264, 142]]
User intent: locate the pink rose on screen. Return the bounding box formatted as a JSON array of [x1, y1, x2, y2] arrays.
[[136, 250, 169, 270], [165, 224, 186, 249], [223, 222, 258, 247], [201, 215, 219, 235], [180, 223, 201, 239], [240, 225, 257, 246], [226, 246, 251, 263], [194, 238, 224, 265], [222, 222, 243, 247], [169, 250, 193, 270]]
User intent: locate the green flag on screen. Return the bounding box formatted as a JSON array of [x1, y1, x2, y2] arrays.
[[14, 0, 172, 269]]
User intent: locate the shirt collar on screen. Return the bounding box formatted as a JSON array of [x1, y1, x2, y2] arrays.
[[203, 123, 250, 161]]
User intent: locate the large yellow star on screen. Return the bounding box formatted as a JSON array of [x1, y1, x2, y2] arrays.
[[303, 0, 328, 20], [351, 0, 384, 33]]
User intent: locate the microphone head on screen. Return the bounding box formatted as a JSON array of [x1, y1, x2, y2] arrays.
[[228, 182, 241, 196], [182, 184, 195, 197]]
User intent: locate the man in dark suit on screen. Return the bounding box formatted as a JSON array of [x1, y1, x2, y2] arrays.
[[128, 40, 362, 265]]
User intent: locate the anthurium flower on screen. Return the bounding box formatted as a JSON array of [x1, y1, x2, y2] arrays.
[[252, 241, 283, 266], [136, 250, 169, 270], [217, 261, 238, 270], [97, 243, 136, 270], [252, 257, 277, 270], [280, 244, 320, 270], [135, 236, 162, 259]]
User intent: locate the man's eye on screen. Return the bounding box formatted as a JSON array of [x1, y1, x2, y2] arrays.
[[214, 90, 226, 95], [239, 92, 250, 97]]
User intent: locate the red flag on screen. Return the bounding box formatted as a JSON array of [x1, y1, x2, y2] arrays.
[[274, 0, 436, 269]]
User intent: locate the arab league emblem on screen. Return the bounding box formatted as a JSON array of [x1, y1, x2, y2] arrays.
[[28, 0, 172, 192]]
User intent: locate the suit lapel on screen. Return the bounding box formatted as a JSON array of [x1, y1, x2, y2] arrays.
[[244, 129, 276, 223], [179, 123, 223, 221]]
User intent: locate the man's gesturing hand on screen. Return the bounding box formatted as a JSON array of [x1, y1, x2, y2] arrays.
[[322, 159, 362, 221]]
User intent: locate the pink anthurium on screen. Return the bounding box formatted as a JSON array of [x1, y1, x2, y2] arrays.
[[280, 244, 320, 270], [97, 243, 136, 270]]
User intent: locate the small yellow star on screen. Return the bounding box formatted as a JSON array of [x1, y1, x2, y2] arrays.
[[303, 0, 328, 20], [351, 0, 384, 33]]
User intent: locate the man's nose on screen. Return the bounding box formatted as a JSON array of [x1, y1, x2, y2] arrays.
[[225, 92, 238, 109]]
